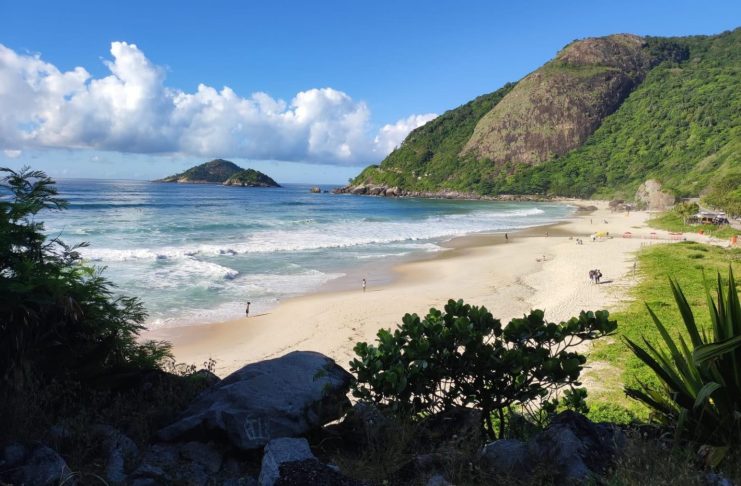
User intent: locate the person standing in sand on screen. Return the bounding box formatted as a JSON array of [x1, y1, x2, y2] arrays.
[[362, 278, 367, 292], [245, 301, 251, 317]]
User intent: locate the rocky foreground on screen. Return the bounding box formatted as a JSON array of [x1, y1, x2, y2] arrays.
[[1, 350, 649, 486]]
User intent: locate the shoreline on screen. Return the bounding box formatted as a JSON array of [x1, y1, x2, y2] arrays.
[[144, 201, 660, 376]]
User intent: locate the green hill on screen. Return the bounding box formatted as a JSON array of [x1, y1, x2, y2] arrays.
[[223, 169, 280, 187], [158, 159, 279, 187], [349, 28, 740, 201], [159, 159, 243, 183]]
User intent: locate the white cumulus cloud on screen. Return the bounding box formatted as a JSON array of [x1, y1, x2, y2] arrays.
[[373, 113, 438, 155], [0, 42, 436, 165]]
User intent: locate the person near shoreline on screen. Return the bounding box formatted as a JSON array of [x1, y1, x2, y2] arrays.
[[505, 233, 508, 241], [245, 301, 251, 317], [362, 278, 366, 292]]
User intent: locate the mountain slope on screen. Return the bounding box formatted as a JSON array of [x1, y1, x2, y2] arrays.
[[508, 29, 740, 198], [352, 83, 515, 192], [462, 34, 653, 166], [350, 28, 740, 199]]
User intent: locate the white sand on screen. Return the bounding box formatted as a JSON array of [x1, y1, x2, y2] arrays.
[[144, 202, 686, 376]]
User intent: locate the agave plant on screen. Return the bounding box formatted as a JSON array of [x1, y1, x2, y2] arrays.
[[625, 267, 741, 456]]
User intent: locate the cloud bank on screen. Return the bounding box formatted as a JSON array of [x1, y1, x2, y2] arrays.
[[0, 42, 435, 165]]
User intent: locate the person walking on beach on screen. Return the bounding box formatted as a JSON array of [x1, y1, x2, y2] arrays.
[[362, 278, 366, 292], [505, 233, 508, 241], [245, 301, 251, 317]]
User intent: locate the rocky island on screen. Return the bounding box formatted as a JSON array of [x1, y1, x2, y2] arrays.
[[223, 168, 280, 188], [158, 159, 280, 187]]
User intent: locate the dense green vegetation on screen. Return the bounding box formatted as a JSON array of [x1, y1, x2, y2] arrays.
[[353, 29, 740, 199], [587, 242, 741, 422], [0, 167, 172, 391], [224, 168, 280, 187], [159, 158, 243, 183], [703, 170, 741, 218], [353, 83, 515, 193], [350, 299, 615, 439], [625, 268, 741, 457], [0, 168, 213, 477], [515, 30, 740, 198]]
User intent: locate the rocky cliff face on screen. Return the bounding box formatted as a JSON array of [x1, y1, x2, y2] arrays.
[[461, 34, 652, 166]]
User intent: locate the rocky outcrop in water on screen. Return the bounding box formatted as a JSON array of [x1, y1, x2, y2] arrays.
[[333, 184, 547, 201]]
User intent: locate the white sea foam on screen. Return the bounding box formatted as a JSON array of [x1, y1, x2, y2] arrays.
[[145, 268, 344, 328], [81, 207, 552, 262]]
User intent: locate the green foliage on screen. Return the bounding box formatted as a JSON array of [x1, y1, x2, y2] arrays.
[[350, 299, 616, 439], [674, 201, 700, 224], [703, 170, 741, 218], [0, 167, 172, 391], [624, 268, 741, 456]]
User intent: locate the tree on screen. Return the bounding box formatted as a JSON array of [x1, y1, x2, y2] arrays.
[[350, 299, 616, 439], [0, 167, 171, 391], [703, 172, 741, 219], [674, 201, 700, 224]]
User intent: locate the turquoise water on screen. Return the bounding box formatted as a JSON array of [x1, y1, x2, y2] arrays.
[[44, 180, 572, 328]]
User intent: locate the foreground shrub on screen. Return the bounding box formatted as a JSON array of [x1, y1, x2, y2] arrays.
[[625, 267, 741, 463], [0, 167, 171, 391], [350, 299, 616, 439]]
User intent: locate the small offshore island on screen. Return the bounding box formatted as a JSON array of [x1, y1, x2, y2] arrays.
[[157, 158, 281, 187]]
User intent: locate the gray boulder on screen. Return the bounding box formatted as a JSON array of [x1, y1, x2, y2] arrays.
[[159, 351, 352, 450], [275, 459, 362, 486], [0, 443, 74, 486], [479, 439, 529, 475], [129, 441, 224, 486], [480, 411, 624, 483], [635, 179, 675, 210], [426, 474, 453, 486], [93, 425, 140, 485], [259, 438, 316, 486], [529, 411, 624, 482]]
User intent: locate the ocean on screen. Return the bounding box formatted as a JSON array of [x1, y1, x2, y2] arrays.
[[43, 180, 573, 328]]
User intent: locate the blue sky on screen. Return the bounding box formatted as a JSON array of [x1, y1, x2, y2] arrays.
[[0, 0, 739, 183]]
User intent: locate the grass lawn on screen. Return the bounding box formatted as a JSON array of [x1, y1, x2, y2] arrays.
[[586, 240, 741, 423], [649, 211, 741, 240]]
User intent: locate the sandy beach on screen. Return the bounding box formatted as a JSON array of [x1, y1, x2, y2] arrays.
[[145, 201, 681, 376]]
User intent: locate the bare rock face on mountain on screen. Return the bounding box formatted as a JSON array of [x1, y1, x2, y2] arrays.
[[462, 34, 652, 166], [635, 179, 675, 210], [158, 351, 353, 451]]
